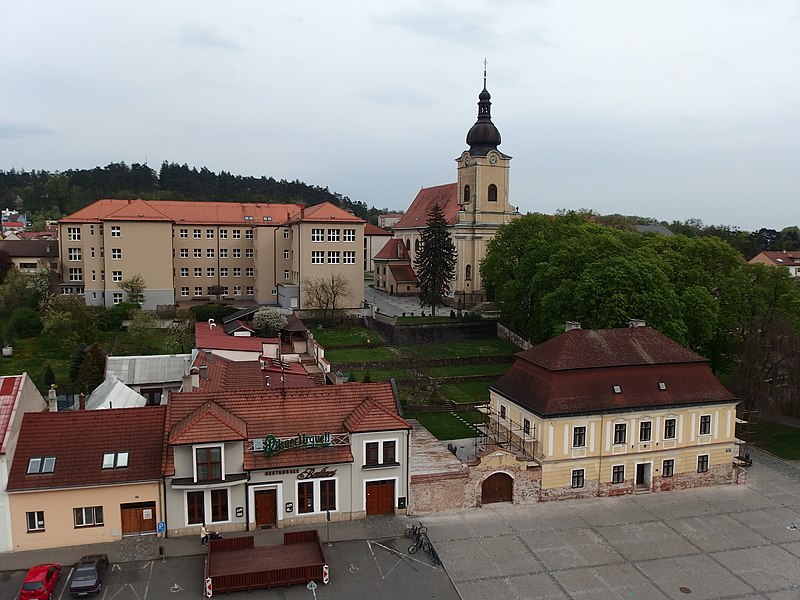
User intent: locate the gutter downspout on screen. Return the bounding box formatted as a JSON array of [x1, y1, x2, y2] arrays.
[[390, 377, 411, 514]]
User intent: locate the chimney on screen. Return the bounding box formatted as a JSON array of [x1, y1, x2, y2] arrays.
[[565, 321, 581, 332], [628, 319, 646, 328], [47, 385, 57, 413], [79, 393, 86, 411]]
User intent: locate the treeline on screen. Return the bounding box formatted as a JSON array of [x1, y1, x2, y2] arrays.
[[589, 212, 799, 261], [482, 212, 800, 418], [0, 162, 385, 225]]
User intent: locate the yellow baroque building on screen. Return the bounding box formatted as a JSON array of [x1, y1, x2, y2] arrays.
[[484, 322, 740, 500]]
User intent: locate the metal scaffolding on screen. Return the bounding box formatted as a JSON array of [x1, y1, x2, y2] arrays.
[[476, 405, 538, 460]]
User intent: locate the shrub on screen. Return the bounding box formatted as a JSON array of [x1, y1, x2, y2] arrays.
[[190, 303, 239, 323], [6, 306, 42, 339]]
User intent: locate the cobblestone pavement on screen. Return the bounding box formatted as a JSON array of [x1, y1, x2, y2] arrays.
[[421, 448, 800, 600]]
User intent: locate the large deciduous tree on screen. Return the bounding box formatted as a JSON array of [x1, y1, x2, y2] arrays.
[[304, 274, 352, 325], [415, 204, 456, 317], [253, 307, 287, 337]]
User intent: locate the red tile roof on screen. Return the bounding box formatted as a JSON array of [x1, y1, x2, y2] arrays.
[[492, 327, 737, 417], [365, 223, 392, 236], [7, 407, 166, 491], [169, 401, 248, 445], [389, 264, 419, 283], [60, 199, 304, 225], [394, 183, 458, 229], [374, 239, 411, 261], [195, 322, 265, 353], [164, 383, 409, 474], [286, 202, 364, 224], [191, 352, 315, 393], [750, 251, 800, 266], [0, 376, 23, 454]]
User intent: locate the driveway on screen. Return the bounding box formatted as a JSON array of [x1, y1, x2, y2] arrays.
[[422, 448, 800, 600]]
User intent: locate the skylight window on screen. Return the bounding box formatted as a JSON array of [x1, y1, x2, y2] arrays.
[[27, 456, 56, 474], [612, 385, 622, 394], [658, 382, 667, 391], [102, 451, 130, 469], [243, 215, 254, 221]]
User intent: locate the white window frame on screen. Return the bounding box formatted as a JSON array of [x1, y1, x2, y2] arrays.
[[362, 438, 399, 468], [284, 250, 290, 260], [328, 251, 340, 264], [233, 267, 241, 277], [311, 228, 324, 242], [611, 464, 625, 484], [181, 287, 189, 297], [219, 229, 228, 239], [112, 270, 122, 282], [663, 418, 677, 440], [245, 249, 254, 259], [343, 250, 356, 264], [220, 267, 228, 277], [194, 268, 202, 277], [194, 249, 202, 258], [328, 229, 340, 242], [110, 225, 121, 237], [232, 229, 241, 239], [207, 249, 215, 258], [311, 251, 324, 264], [572, 426, 587, 448], [233, 249, 241, 259], [206, 229, 214, 239], [699, 414, 712, 436], [74, 506, 104, 527], [193, 229, 201, 239], [184, 488, 231, 526], [246, 286, 254, 296], [68, 248, 82, 261], [111, 248, 121, 260], [194, 287, 203, 296], [180, 248, 189, 258], [112, 292, 123, 304], [207, 268, 215, 277], [26, 510, 45, 532], [193, 444, 225, 483], [245, 230, 253, 239], [69, 268, 83, 282], [246, 267, 254, 278], [180, 268, 189, 277], [283, 229, 290, 239], [343, 228, 356, 242], [295, 477, 338, 516], [233, 285, 241, 296], [219, 248, 228, 258], [68, 227, 81, 241], [179, 228, 188, 238]]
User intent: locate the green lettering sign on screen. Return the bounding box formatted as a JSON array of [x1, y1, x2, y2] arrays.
[[263, 433, 332, 458]]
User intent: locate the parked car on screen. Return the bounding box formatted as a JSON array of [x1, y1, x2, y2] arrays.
[[18, 563, 61, 600], [67, 555, 108, 597]]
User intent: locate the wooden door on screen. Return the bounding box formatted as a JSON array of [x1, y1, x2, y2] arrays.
[[255, 489, 277, 529], [481, 472, 513, 504], [120, 502, 156, 535], [365, 480, 395, 515]]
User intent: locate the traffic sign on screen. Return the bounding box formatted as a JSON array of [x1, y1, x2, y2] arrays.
[[322, 564, 329, 585], [205, 577, 212, 598], [307, 581, 317, 591], [157, 521, 166, 533]]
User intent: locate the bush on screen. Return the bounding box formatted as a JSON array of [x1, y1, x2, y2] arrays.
[[6, 306, 42, 339], [190, 303, 239, 323], [104, 302, 140, 330]]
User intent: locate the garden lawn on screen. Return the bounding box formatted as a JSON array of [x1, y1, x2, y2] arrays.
[[751, 419, 800, 460], [408, 410, 483, 440], [0, 335, 72, 388], [398, 338, 521, 359], [425, 362, 511, 378], [439, 381, 492, 404], [324, 347, 396, 363], [311, 326, 376, 348]]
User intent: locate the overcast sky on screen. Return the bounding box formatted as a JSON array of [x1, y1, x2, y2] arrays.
[[2, 1, 798, 231]]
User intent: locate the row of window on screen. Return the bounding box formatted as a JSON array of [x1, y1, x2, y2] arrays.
[[26, 506, 104, 532], [178, 248, 253, 259], [310, 229, 357, 242], [310, 251, 358, 264], [67, 248, 122, 261], [574, 416, 711, 448], [179, 228, 254, 239], [28, 452, 129, 475], [570, 455, 709, 488], [180, 286, 256, 297], [179, 267, 254, 277]]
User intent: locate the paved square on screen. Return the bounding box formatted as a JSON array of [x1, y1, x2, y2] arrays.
[[424, 449, 800, 600]]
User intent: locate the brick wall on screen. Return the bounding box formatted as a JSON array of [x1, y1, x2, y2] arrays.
[[653, 463, 733, 492]]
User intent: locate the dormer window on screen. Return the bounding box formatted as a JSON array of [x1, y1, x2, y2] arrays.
[[27, 456, 56, 474], [102, 451, 129, 469]]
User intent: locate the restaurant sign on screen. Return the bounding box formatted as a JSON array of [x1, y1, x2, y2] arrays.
[[263, 432, 332, 458]]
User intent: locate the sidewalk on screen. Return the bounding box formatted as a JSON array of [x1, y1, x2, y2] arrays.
[[0, 514, 410, 572]]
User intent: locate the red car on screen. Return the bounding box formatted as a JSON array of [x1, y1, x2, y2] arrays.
[[19, 563, 61, 600]]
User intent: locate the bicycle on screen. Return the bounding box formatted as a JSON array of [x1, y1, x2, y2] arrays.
[[408, 532, 431, 554], [404, 521, 428, 539]]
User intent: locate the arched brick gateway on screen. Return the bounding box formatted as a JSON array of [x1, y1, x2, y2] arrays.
[[481, 472, 513, 504]]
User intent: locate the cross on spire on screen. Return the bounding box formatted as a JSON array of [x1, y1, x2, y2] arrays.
[[483, 58, 488, 89]]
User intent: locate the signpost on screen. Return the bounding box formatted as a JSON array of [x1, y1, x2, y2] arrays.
[[205, 577, 212, 598]]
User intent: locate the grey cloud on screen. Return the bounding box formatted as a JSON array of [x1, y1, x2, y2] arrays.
[[179, 24, 242, 51], [0, 123, 53, 140]]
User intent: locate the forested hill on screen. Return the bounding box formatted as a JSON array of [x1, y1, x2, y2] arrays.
[[0, 161, 384, 224]]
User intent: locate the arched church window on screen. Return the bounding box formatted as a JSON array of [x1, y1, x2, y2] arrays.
[[488, 184, 498, 202], [465, 264, 472, 280], [463, 185, 471, 204]]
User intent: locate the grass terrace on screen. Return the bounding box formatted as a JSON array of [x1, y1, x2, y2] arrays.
[[397, 338, 521, 360], [751, 419, 800, 460], [438, 381, 492, 404], [323, 346, 397, 363], [311, 326, 376, 348], [407, 409, 484, 440]]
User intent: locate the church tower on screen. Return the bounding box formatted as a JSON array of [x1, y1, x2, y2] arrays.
[[452, 68, 517, 301]]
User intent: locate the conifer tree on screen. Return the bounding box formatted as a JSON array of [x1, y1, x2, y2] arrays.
[[415, 204, 457, 317]]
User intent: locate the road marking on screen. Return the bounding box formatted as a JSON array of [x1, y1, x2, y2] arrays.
[[57, 568, 73, 600], [348, 563, 359, 573], [170, 583, 183, 592], [140, 561, 153, 570], [112, 563, 122, 571], [142, 560, 154, 600], [368, 539, 438, 579]]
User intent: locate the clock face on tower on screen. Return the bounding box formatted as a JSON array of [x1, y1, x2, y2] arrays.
[[489, 155, 498, 164]]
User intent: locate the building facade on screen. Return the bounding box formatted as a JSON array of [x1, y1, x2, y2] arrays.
[[483, 323, 739, 501], [162, 383, 410, 537], [6, 407, 166, 551], [749, 250, 800, 277], [392, 74, 519, 302], [57, 200, 365, 310]]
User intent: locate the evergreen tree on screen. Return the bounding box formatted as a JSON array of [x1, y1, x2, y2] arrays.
[[415, 204, 457, 317], [75, 343, 106, 394]]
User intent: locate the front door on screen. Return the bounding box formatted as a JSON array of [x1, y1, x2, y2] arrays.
[[120, 501, 157, 535], [635, 463, 651, 488], [365, 480, 395, 515], [255, 489, 278, 529], [481, 472, 514, 504]]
